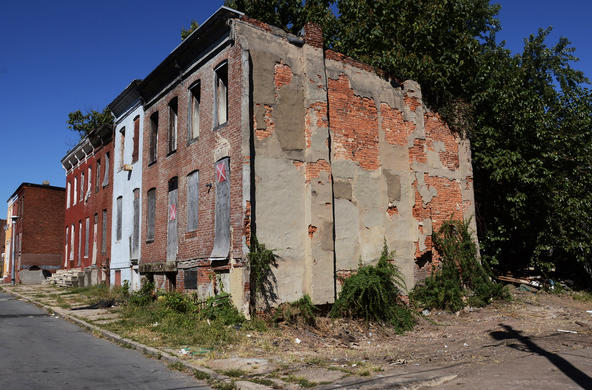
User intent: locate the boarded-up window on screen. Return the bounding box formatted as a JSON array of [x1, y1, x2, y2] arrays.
[[119, 127, 126, 169], [168, 98, 178, 154], [146, 188, 156, 241], [132, 116, 140, 163], [167, 177, 178, 261], [116, 196, 122, 241], [66, 181, 71, 208], [92, 214, 98, 265], [210, 158, 230, 258], [78, 220, 82, 265], [65, 227, 69, 265], [132, 188, 140, 259], [101, 209, 107, 255], [189, 82, 200, 140], [70, 224, 75, 260], [87, 167, 92, 199], [103, 152, 110, 187], [186, 171, 199, 232], [215, 62, 228, 127], [115, 270, 121, 287], [96, 160, 101, 192], [84, 217, 90, 258], [73, 177, 78, 205], [184, 269, 197, 289], [80, 172, 85, 202], [149, 112, 158, 163]]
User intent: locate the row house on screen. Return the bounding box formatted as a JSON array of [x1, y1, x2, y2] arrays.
[[133, 7, 478, 312], [61, 125, 113, 285], [108, 80, 144, 289], [3, 183, 65, 284], [0, 218, 5, 278]]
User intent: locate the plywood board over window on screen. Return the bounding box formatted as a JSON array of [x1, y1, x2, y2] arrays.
[[146, 189, 156, 241], [210, 158, 230, 258], [116, 196, 122, 241], [167, 177, 178, 261], [149, 112, 159, 163], [189, 82, 200, 141], [186, 171, 199, 232], [132, 188, 140, 259], [168, 98, 178, 154], [101, 209, 107, 255], [215, 62, 228, 127], [132, 116, 140, 163]]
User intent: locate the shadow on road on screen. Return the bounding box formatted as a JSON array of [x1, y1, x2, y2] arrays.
[[490, 324, 592, 389]]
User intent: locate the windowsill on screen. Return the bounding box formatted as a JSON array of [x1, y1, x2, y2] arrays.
[[187, 137, 199, 146], [146, 239, 154, 244], [166, 149, 177, 158], [148, 160, 157, 167], [213, 122, 228, 131]]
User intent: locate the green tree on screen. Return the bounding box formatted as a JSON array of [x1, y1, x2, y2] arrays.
[[67, 108, 113, 139], [181, 20, 199, 40]]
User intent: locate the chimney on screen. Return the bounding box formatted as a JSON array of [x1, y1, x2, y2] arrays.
[[42, 181, 50, 186], [303, 22, 323, 49]]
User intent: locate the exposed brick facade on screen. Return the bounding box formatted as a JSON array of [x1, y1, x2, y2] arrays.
[[6, 183, 65, 283], [62, 127, 113, 284]]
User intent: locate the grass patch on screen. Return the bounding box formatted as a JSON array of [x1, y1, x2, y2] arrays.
[[249, 377, 277, 387], [572, 290, 592, 302], [194, 370, 211, 380], [168, 361, 186, 371], [331, 241, 415, 333], [282, 375, 316, 388], [273, 295, 318, 326], [55, 295, 71, 309], [410, 219, 510, 312], [221, 368, 247, 378]]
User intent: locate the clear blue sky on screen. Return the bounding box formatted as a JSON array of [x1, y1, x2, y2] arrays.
[[0, 1, 590, 218]]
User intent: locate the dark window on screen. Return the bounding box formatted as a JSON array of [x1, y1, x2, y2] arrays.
[[186, 171, 199, 232], [80, 172, 85, 202], [103, 152, 110, 187], [189, 82, 200, 140], [132, 116, 140, 163], [149, 112, 159, 163], [167, 177, 178, 261], [101, 209, 107, 255], [168, 98, 178, 154], [215, 62, 228, 127], [116, 196, 122, 241], [146, 188, 156, 241]]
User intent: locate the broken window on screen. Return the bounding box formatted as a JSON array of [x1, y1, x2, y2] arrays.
[[167, 177, 178, 261], [189, 82, 200, 140], [84, 217, 90, 258], [101, 209, 107, 255], [146, 188, 156, 241], [215, 62, 228, 127], [96, 160, 101, 193], [186, 170, 199, 232], [103, 152, 110, 187], [168, 97, 178, 154], [116, 196, 122, 241], [132, 116, 140, 163], [149, 112, 159, 163], [120, 127, 126, 169], [132, 188, 139, 259]]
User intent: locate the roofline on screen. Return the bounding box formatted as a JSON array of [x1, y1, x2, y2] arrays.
[[8, 183, 65, 202]]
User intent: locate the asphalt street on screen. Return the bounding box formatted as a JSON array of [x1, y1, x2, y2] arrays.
[[0, 292, 210, 390]]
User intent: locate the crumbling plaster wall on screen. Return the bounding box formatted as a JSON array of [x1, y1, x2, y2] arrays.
[[325, 55, 477, 289], [234, 18, 477, 305]]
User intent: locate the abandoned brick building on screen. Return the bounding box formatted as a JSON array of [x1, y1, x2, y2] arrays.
[[61, 124, 113, 286], [135, 7, 477, 312], [4, 183, 65, 284]]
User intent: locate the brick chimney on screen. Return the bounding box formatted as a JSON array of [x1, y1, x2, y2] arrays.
[[303, 22, 323, 49]]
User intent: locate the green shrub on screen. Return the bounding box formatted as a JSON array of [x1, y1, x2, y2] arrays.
[[410, 219, 510, 311], [161, 291, 194, 313], [128, 280, 155, 306], [331, 241, 415, 332], [273, 294, 318, 326], [248, 236, 278, 312], [198, 292, 245, 325]]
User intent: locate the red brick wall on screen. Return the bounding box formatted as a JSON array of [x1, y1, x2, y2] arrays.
[[140, 43, 244, 267], [64, 141, 113, 280]]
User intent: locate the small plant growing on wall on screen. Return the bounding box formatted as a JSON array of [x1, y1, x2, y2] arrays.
[[331, 240, 415, 333], [248, 235, 278, 315]]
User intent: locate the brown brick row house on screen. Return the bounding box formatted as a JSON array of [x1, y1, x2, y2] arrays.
[[135, 7, 478, 313]]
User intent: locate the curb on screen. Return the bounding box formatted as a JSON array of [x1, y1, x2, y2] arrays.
[[1, 287, 226, 385]]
